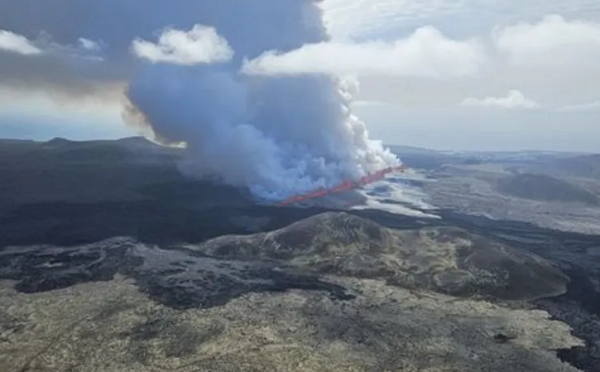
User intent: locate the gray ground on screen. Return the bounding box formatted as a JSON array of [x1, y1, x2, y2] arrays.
[[2, 138, 600, 371], [0, 275, 582, 372], [416, 163, 600, 235], [194, 212, 569, 302], [0, 212, 592, 372]]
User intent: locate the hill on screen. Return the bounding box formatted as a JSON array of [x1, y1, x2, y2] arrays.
[[496, 173, 599, 205], [0, 136, 187, 206], [551, 154, 600, 180], [385, 144, 441, 155], [194, 212, 569, 302]]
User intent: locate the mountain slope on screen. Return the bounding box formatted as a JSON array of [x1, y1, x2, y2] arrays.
[[194, 212, 569, 301], [496, 173, 599, 205]]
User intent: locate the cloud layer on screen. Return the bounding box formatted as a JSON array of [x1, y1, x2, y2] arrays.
[[1, 1, 600, 156], [0, 30, 42, 55], [243, 26, 484, 78], [558, 101, 600, 112], [494, 14, 600, 66], [132, 25, 234, 65], [2, 5, 599, 110], [322, 0, 600, 40], [461, 90, 540, 109]]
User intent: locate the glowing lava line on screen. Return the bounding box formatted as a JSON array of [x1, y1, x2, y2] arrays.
[[277, 165, 408, 206]]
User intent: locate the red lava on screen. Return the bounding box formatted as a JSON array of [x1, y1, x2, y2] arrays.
[[277, 164, 408, 206]]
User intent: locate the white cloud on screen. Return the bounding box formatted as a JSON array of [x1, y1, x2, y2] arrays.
[[78, 38, 101, 51], [242, 26, 484, 78], [321, 0, 600, 41], [0, 30, 42, 55], [0, 30, 103, 60], [460, 90, 540, 109], [45, 36, 105, 62], [494, 15, 600, 65], [320, 0, 467, 40], [131, 24, 233, 65], [558, 101, 600, 112], [353, 100, 391, 107]]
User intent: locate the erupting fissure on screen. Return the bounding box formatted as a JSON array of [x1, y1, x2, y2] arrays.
[[123, 0, 401, 201], [277, 165, 408, 206]]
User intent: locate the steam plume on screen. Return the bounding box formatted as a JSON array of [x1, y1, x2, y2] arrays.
[[126, 0, 400, 200]]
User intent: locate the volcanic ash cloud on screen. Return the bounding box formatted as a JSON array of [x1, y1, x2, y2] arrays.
[[126, 0, 400, 200]]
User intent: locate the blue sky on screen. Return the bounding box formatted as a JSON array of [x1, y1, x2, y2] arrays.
[[320, 0, 600, 151], [357, 104, 600, 152], [0, 111, 134, 141], [0, 92, 134, 140], [1, 0, 600, 151]]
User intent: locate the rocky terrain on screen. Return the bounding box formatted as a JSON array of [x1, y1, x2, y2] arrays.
[[387, 145, 600, 235], [194, 213, 569, 302], [417, 164, 600, 235], [0, 213, 570, 306], [527, 154, 600, 181], [496, 173, 599, 205], [0, 213, 587, 372], [0, 275, 582, 372], [2, 138, 600, 371]]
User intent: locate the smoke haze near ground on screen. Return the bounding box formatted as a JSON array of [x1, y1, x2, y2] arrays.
[[125, 0, 400, 200]]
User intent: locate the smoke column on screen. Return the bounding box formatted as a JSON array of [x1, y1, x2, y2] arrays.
[[126, 0, 400, 200]]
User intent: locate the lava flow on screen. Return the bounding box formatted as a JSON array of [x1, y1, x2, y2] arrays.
[[277, 165, 408, 206]]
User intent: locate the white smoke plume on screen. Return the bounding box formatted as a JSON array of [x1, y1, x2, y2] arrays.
[[126, 0, 400, 200], [0, 0, 400, 201]]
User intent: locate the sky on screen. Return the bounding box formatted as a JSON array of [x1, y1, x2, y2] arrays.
[[0, 0, 599, 152]]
